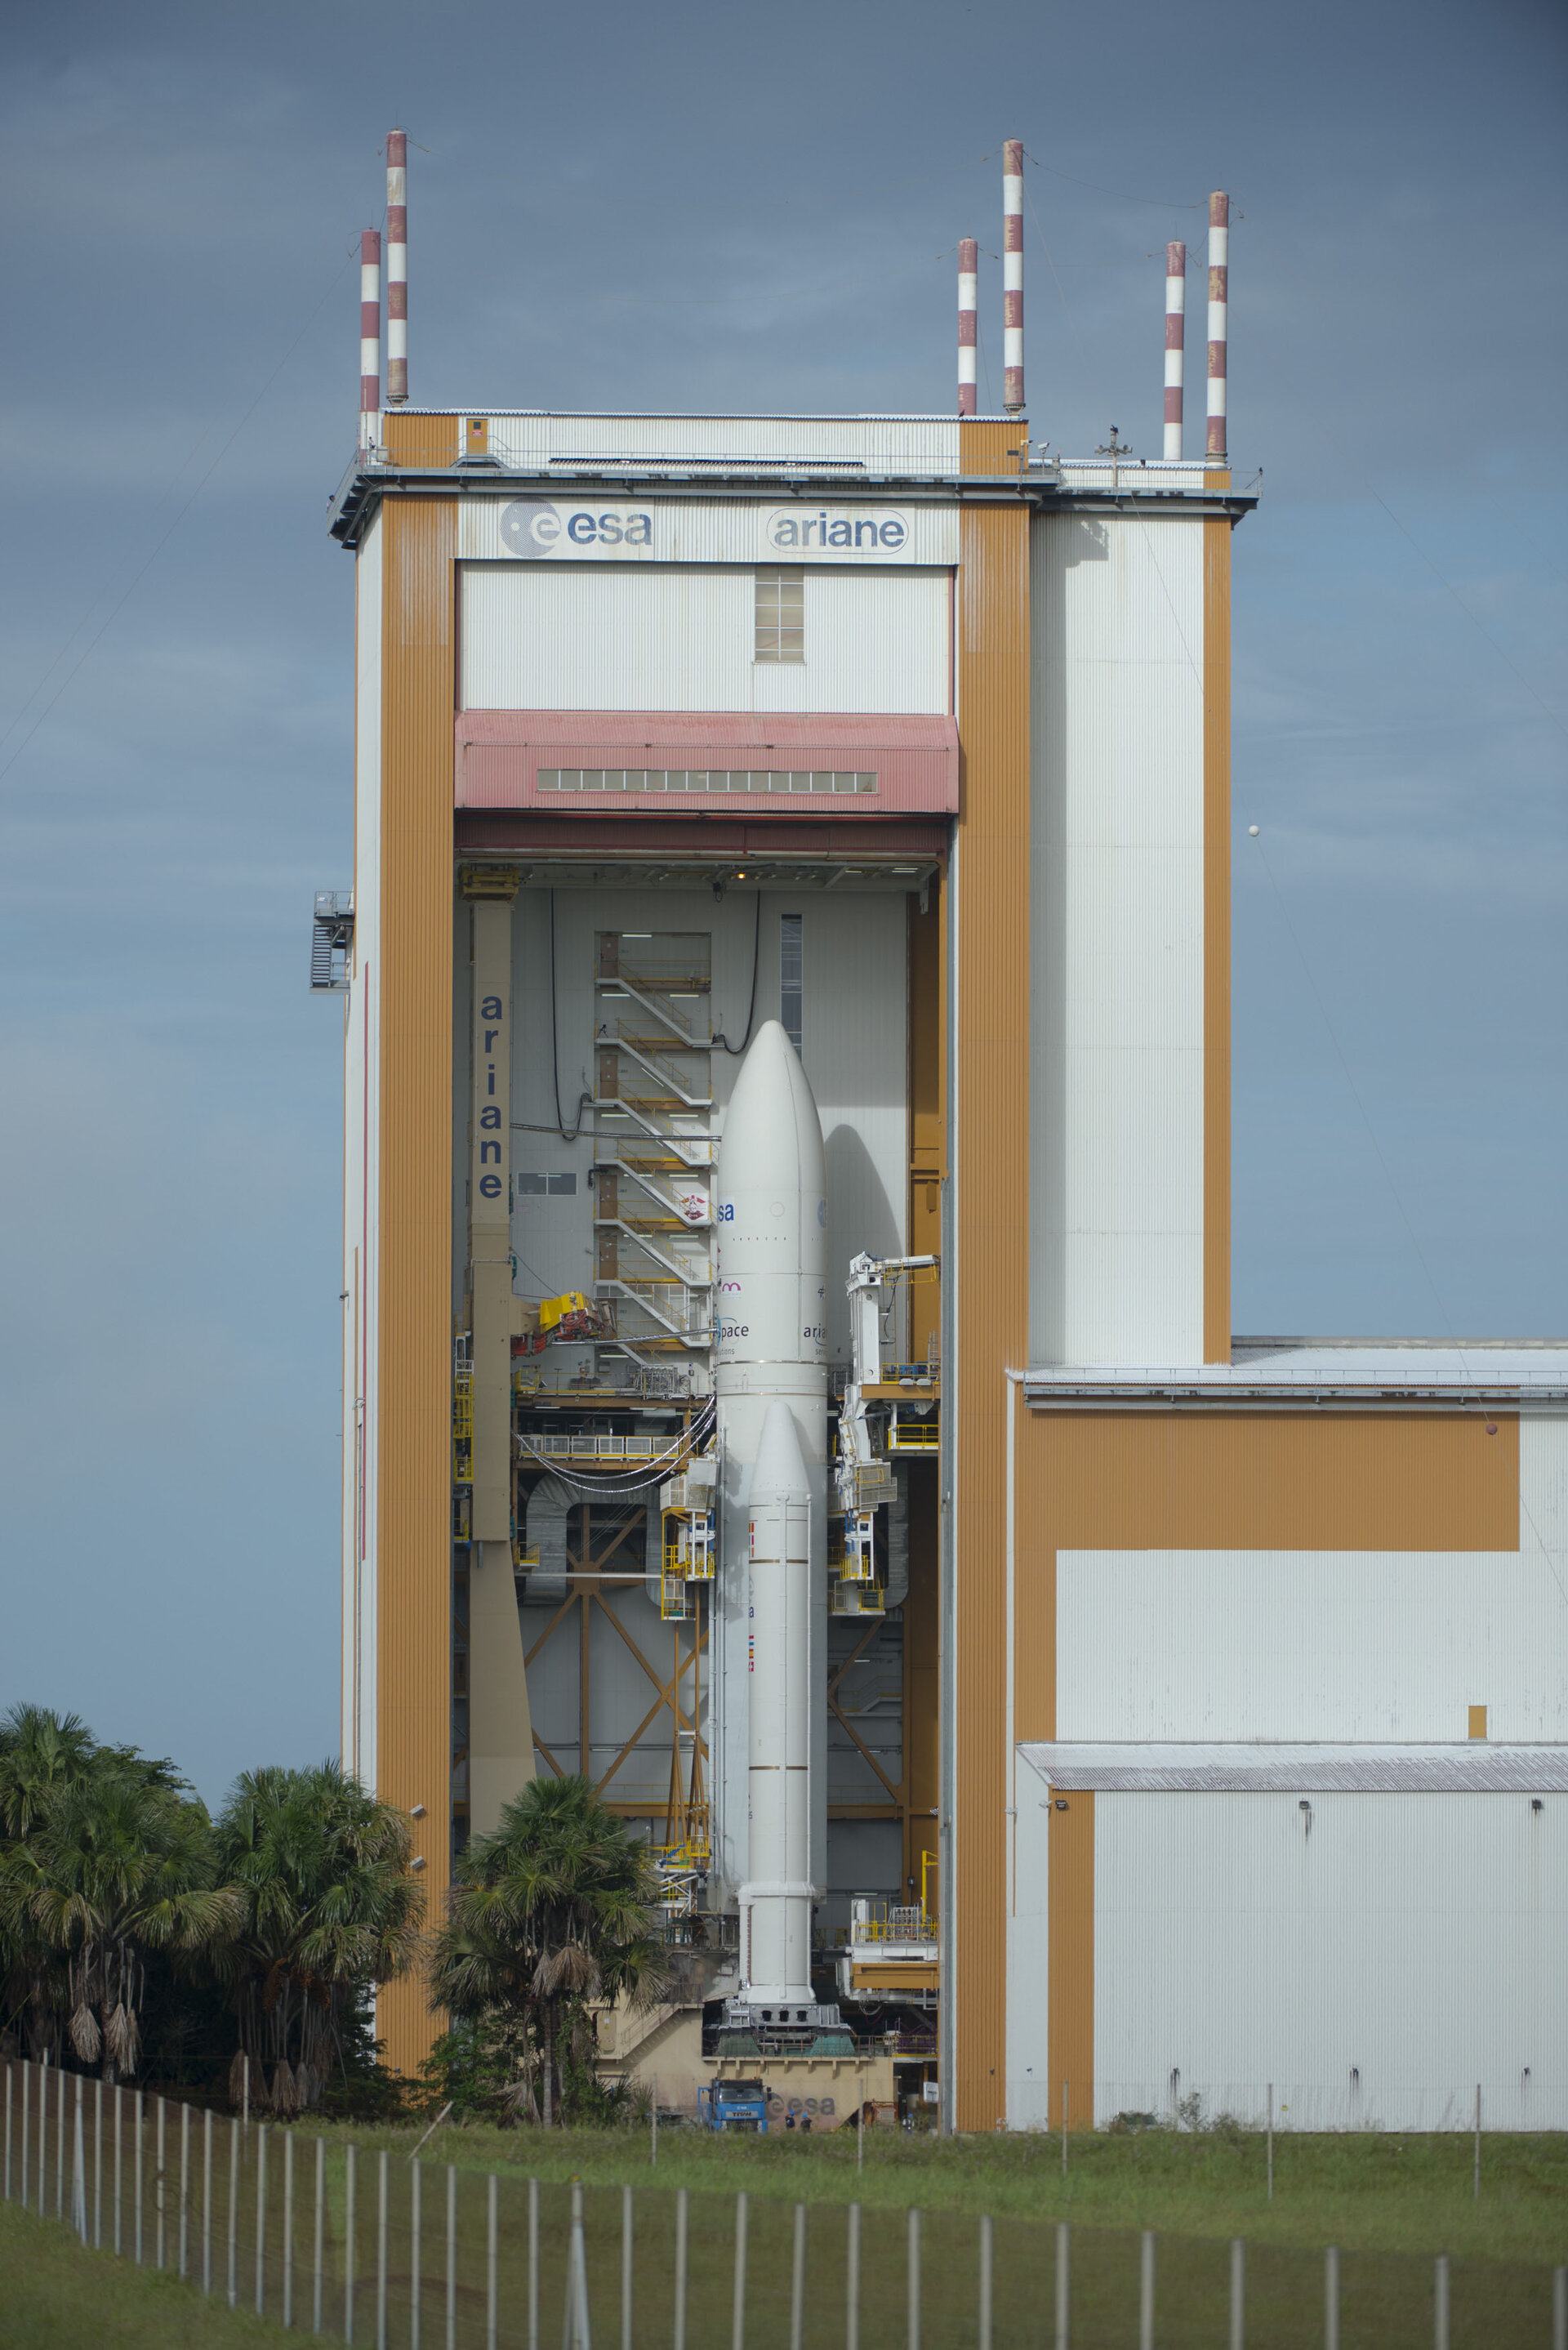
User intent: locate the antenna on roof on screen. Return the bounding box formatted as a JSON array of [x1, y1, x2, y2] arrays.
[[386, 132, 408, 405]]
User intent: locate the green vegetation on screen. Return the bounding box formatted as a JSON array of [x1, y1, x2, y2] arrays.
[[0, 1706, 419, 2115], [215, 1761, 423, 2112], [427, 1775, 668, 2127], [0, 2201, 296, 2349], [301, 2114, 1568, 2266]]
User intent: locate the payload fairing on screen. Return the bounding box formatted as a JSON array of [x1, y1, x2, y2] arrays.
[[712, 1021, 828, 2014]]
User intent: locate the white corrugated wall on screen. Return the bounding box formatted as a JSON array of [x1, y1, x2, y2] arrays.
[[1054, 1421, 1568, 1743], [1089, 1788, 1568, 2129], [476, 413, 963, 470], [1028, 510, 1206, 1364], [459, 563, 950, 715]]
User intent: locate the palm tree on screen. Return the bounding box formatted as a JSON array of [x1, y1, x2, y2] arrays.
[[212, 1762, 423, 2114], [0, 1705, 140, 2058], [0, 1759, 238, 2082], [430, 1776, 667, 2125], [0, 1705, 99, 1839]]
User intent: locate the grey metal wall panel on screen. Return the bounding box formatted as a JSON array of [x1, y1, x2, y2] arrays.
[[1018, 1741, 1568, 1792], [1029, 509, 1206, 1367], [460, 563, 949, 715], [1084, 1789, 1568, 2129]]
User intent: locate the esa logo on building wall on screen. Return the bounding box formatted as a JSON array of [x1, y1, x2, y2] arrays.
[[501, 499, 653, 556]]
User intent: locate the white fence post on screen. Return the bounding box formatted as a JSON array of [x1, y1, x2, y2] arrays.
[[94, 2078, 103, 2248], [1434, 2252, 1450, 2350], [227, 2113, 239, 2305], [528, 2176, 540, 2350], [71, 2079, 87, 2243], [1552, 2265, 1566, 2350], [315, 2138, 327, 2334], [731, 2190, 748, 2350], [21, 2062, 30, 2214], [156, 2094, 167, 2268], [1139, 2231, 1156, 2350], [1325, 2244, 1340, 2350], [180, 2101, 190, 2280], [1267, 2085, 1274, 2201], [256, 2121, 269, 2315], [790, 2204, 806, 2350], [1229, 2236, 1245, 2350], [978, 2213, 993, 2350], [203, 2107, 212, 2293], [376, 2147, 390, 2350], [674, 2186, 689, 2350], [133, 2089, 143, 2263], [410, 2158, 421, 2350], [345, 2142, 358, 2344], [572, 2177, 593, 2349], [1054, 2221, 1069, 2350], [283, 2128, 295, 2326], [1473, 2085, 1481, 2201], [487, 2174, 499, 2350], [907, 2205, 922, 2350], [846, 2202, 861, 2350], [446, 2163, 457, 2350], [57, 2058, 66, 2215], [621, 2184, 634, 2350]]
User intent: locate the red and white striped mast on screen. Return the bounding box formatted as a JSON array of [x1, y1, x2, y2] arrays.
[[1002, 140, 1024, 414], [359, 229, 381, 450], [958, 238, 978, 416], [1206, 191, 1228, 463], [1164, 241, 1185, 459], [385, 130, 408, 406]]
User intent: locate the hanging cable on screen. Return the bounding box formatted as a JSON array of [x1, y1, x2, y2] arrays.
[[514, 1400, 716, 1498], [712, 891, 764, 1056]]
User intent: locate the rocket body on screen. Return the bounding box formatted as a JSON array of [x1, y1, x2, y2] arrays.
[[743, 1405, 815, 2001], [711, 1021, 826, 2003]]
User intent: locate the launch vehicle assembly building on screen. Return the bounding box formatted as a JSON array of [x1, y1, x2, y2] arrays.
[[325, 146, 1568, 2131]]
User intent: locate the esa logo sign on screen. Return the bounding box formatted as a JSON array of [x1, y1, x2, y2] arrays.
[[763, 508, 909, 554], [501, 499, 653, 556]]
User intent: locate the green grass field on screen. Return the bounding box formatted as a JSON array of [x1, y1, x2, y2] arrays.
[[0, 2200, 296, 2349], [318, 2116, 1568, 2265], [7, 2113, 1566, 2348]]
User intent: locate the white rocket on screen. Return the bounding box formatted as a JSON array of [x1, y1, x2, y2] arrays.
[[713, 1020, 826, 2010]]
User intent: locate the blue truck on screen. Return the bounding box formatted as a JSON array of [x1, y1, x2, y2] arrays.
[[697, 2076, 769, 2133]]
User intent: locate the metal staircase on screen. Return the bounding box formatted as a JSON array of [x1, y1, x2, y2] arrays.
[[592, 934, 715, 1384]]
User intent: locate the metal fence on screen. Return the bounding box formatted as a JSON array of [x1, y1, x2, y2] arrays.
[[5, 2059, 1566, 2348]]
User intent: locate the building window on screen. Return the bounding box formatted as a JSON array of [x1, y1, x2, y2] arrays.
[[780, 913, 803, 1051], [755, 569, 804, 662]]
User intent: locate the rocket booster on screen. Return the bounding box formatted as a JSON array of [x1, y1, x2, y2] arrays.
[[713, 1020, 826, 2006]]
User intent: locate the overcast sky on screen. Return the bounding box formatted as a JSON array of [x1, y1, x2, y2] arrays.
[[2, 0, 1564, 1802]]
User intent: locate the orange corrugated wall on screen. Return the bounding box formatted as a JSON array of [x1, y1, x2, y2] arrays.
[[952, 420, 1031, 2128], [376, 472, 457, 2079]]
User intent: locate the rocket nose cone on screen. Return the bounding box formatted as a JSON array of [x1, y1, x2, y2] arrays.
[[719, 1020, 826, 1193], [729, 1019, 812, 1111], [749, 1400, 811, 1503]]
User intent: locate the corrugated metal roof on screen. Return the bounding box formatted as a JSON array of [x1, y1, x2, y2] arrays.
[[1024, 1341, 1568, 1407], [1018, 1741, 1568, 1792]]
